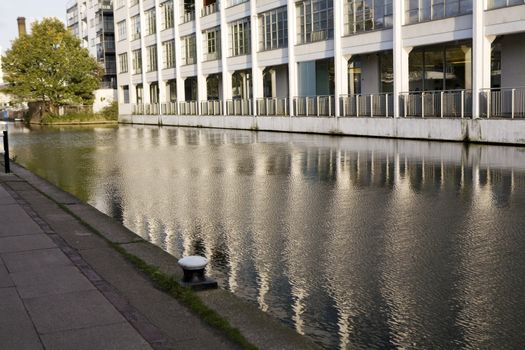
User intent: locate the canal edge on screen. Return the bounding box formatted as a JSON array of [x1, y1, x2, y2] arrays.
[[0, 160, 320, 350]]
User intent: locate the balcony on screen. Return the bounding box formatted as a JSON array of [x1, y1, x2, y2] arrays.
[[340, 94, 394, 118], [293, 96, 335, 117], [399, 90, 472, 118], [480, 87, 525, 118], [201, 2, 218, 17]]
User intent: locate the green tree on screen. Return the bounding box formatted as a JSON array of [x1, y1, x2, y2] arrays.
[[1, 18, 102, 114]]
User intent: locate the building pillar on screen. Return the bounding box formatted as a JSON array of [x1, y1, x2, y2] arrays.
[[287, 0, 297, 116], [250, 0, 261, 116], [472, 0, 494, 119], [393, 0, 405, 118], [334, 0, 344, 117], [138, 0, 149, 105], [173, 0, 183, 105], [195, 0, 206, 107], [154, 0, 166, 105], [219, 0, 231, 114]]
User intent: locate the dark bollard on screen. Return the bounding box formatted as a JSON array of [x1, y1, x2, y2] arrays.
[[3, 130, 10, 173], [178, 256, 218, 291]]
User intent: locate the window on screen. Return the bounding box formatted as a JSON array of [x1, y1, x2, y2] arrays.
[[229, 0, 248, 6], [144, 8, 156, 36], [488, 0, 525, 10], [130, 15, 141, 40], [167, 80, 177, 102], [296, 0, 334, 44], [182, 34, 197, 65], [405, 0, 472, 24], [150, 83, 159, 104], [182, 0, 195, 23], [118, 53, 128, 73], [203, 27, 221, 61], [122, 85, 130, 103], [146, 45, 158, 72], [162, 40, 176, 68], [132, 49, 142, 74], [258, 7, 288, 51], [117, 20, 126, 41], [229, 18, 251, 57], [345, 0, 393, 35], [161, 1, 174, 30]]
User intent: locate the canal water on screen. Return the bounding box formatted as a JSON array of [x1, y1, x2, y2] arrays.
[[6, 123, 525, 349]]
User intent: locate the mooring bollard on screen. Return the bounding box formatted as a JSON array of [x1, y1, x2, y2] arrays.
[[3, 130, 10, 174], [177, 255, 218, 290]]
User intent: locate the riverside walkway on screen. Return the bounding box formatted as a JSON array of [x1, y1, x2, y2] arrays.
[[0, 168, 237, 349]]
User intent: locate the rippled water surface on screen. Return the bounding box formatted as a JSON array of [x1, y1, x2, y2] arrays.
[[6, 123, 525, 349]]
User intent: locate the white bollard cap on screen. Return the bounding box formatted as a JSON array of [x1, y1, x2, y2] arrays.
[[178, 256, 208, 270]]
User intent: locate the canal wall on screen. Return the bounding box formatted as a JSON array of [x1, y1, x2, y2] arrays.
[[119, 114, 525, 145]]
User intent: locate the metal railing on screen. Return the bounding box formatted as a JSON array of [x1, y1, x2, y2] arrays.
[[256, 98, 289, 116], [201, 2, 219, 16], [178, 101, 199, 115], [226, 99, 253, 116], [340, 93, 394, 117], [293, 96, 335, 117], [399, 90, 472, 118], [480, 87, 525, 118], [200, 100, 223, 116], [161, 102, 178, 115]]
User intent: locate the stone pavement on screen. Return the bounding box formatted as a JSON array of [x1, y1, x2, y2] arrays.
[[0, 170, 238, 350]]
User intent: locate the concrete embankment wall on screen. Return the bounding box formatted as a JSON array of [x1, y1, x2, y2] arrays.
[[119, 115, 525, 145]]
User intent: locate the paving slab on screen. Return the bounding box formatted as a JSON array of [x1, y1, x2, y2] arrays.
[[11, 265, 95, 299], [2, 248, 73, 273], [0, 259, 13, 288], [24, 289, 126, 334], [0, 234, 56, 253], [0, 288, 43, 350], [0, 204, 43, 237], [0, 185, 17, 205], [41, 323, 152, 350]]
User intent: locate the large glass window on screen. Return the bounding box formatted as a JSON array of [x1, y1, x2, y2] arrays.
[[150, 82, 159, 104], [162, 40, 176, 69], [132, 49, 142, 74], [130, 15, 141, 40], [409, 42, 472, 91], [203, 27, 221, 61], [405, 0, 472, 24], [229, 18, 251, 57], [146, 45, 158, 72], [182, 0, 195, 23], [182, 34, 197, 65], [488, 0, 525, 9], [258, 7, 288, 51], [161, 1, 174, 30], [296, 0, 334, 44], [344, 0, 393, 35], [145, 8, 156, 36], [167, 80, 177, 102], [118, 53, 128, 73], [117, 20, 126, 41]]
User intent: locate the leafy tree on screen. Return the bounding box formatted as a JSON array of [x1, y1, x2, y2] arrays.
[[1, 18, 102, 114]]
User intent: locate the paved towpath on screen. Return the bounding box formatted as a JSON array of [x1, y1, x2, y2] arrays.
[[0, 168, 237, 350]]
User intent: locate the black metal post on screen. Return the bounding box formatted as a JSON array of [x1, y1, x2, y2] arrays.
[[3, 130, 10, 173]]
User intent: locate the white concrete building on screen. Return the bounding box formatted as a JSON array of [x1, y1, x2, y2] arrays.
[[115, 0, 525, 121], [67, 0, 118, 112]]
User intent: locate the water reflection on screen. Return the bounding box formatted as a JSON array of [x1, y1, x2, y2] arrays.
[[9, 123, 525, 349]]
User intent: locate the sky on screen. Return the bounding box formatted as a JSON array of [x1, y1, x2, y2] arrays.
[[0, 0, 66, 53]]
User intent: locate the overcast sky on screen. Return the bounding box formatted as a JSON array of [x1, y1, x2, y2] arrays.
[[0, 0, 66, 53]]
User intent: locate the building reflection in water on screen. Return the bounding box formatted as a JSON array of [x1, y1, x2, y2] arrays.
[[9, 125, 525, 349]]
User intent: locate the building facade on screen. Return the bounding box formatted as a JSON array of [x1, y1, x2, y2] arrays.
[[67, 0, 118, 111], [115, 0, 525, 119]]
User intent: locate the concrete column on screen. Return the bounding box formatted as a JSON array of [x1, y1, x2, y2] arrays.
[[393, 0, 408, 118], [250, 0, 260, 116], [139, 0, 150, 104], [472, 0, 493, 119], [195, 0, 206, 105], [173, 0, 184, 103], [287, 0, 297, 116], [219, 0, 231, 114], [154, 0, 166, 104], [334, 0, 344, 117]]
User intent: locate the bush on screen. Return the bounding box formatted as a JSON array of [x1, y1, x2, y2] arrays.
[[39, 101, 118, 124]]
